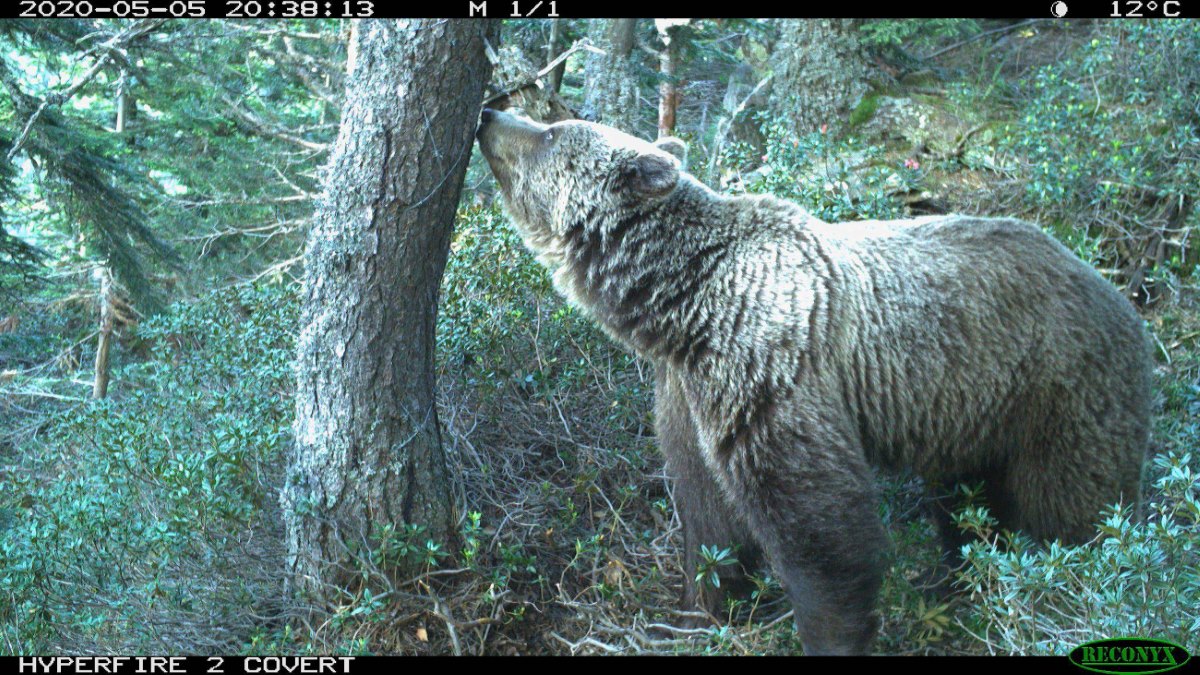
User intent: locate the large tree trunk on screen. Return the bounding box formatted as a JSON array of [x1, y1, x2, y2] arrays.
[[282, 19, 496, 603], [91, 267, 114, 399], [115, 69, 136, 146], [581, 19, 641, 134], [93, 70, 137, 399], [655, 20, 690, 139], [770, 20, 870, 138], [545, 19, 566, 94]]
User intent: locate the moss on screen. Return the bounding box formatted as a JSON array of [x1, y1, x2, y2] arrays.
[[849, 92, 882, 128]]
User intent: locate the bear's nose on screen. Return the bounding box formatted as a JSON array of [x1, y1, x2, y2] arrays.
[[480, 108, 496, 125]]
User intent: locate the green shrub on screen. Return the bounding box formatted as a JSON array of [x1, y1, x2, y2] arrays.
[[956, 451, 1200, 654], [0, 283, 297, 653], [727, 115, 919, 223], [1003, 21, 1200, 288], [857, 20, 979, 55], [438, 203, 640, 404]]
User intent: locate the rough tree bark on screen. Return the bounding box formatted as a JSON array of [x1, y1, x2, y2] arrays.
[[770, 19, 871, 137], [581, 19, 641, 133], [281, 19, 496, 602]]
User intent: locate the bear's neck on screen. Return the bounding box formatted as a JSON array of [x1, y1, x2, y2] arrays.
[[551, 178, 815, 367]]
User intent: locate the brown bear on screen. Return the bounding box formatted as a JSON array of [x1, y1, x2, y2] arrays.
[[475, 108, 1152, 655]]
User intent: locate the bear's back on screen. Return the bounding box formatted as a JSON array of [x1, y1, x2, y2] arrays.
[[807, 214, 1150, 475]]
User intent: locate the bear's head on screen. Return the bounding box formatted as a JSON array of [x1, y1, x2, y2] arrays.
[[476, 108, 682, 258]]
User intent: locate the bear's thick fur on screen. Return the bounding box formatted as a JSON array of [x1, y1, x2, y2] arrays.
[[475, 108, 1151, 654]]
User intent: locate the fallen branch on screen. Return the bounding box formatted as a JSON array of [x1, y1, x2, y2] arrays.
[[932, 121, 993, 161]]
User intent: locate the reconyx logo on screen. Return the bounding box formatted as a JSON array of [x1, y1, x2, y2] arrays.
[[1069, 638, 1191, 675]]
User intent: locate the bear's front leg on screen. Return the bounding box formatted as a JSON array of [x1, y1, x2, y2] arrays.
[[716, 421, 889, 655], [655, 369, 762, 621]]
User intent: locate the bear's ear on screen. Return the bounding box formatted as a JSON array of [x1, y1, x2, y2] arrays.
[[627, 152, 680, 198], [652, 136, 688, 165]]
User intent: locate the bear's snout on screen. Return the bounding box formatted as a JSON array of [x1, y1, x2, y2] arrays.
[[478, 107, 497, 133], [476, 107, 524, 139], [476, 109, 549, 181]]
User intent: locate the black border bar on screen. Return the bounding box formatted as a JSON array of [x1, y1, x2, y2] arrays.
[[8, 0, 1200, 19]]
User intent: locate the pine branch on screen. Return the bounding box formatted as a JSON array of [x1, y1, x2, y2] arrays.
[[6, 19, 165, 161]]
